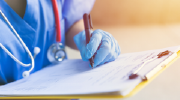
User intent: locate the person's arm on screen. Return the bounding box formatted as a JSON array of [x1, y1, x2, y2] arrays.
[[65, 19, 84, 50]]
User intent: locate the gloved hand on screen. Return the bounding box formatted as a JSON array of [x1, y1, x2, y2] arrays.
[[74, 29, 120, 68]]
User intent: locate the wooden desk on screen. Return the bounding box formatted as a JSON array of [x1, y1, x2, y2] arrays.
[[67, 24, 180, 100]]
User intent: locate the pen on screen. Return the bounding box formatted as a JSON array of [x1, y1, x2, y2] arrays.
[[83, 13, 94, 69], [129, 50, 171, 80]]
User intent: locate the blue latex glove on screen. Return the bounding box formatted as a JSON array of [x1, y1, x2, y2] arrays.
[[74, 29, 120, 68]]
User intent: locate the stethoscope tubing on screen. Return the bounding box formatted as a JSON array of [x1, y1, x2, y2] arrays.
[[51, 0, 61, 42], [0, 0, 64, 78], [0, 10, 34, 73]]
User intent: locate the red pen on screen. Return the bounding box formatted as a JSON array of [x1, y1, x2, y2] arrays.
[[83, 13, 94, 68]]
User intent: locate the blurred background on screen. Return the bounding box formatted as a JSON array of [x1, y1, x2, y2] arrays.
[[91, 0, 180, 26]]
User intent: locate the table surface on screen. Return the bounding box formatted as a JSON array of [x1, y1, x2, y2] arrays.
[[66, 24, 180, 100]]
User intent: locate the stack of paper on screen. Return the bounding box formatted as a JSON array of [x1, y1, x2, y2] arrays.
[[0, 46, 179, 97]]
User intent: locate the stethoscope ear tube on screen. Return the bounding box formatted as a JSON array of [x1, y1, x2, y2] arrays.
[[0, 9, 35, 78], [0, 43, 31, 67]]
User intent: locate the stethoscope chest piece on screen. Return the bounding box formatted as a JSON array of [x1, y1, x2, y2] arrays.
[[47, 43, 66, 63]]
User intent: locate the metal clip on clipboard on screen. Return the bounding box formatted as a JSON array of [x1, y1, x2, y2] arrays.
[[129, 50, 177, 81]]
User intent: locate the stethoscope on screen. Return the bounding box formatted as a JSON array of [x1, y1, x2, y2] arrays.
[[0, 0, 66, 78]]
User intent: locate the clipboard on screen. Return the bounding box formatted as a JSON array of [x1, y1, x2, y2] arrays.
[[0, 50, 180, 99]]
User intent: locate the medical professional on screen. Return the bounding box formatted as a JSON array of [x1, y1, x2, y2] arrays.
[[0, 0, 120, 84]]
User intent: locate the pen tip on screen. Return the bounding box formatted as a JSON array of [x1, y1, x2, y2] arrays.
[[90, 63, 94, 69]]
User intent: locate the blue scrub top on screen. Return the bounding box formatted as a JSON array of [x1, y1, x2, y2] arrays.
[[0, 0, 95, 84]]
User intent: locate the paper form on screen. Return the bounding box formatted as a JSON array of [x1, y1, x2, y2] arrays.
[[0, 46, 179, 96]]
